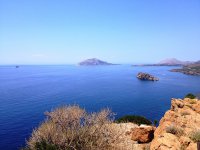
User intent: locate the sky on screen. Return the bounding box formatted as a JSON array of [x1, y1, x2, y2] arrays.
[[0, 0, 200, 64]]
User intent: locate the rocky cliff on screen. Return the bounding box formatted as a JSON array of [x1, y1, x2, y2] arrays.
[[151, 98, 200, 150]]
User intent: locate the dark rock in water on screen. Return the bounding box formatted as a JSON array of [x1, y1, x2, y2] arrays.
[[79, 58, 116, 66], [16, 66, 19, 68], [137, 72, 159, 81]]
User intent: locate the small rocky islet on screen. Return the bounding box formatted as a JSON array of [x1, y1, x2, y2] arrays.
[[137, 72, 159, 81]]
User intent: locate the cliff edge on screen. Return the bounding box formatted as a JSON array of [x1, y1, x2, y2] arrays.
[[151, 98, 200, 150]]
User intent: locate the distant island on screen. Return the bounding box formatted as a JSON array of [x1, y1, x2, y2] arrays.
[[170, 60, 200, 76], [79, 58, 117, 66], [133, 58, 193, 66]]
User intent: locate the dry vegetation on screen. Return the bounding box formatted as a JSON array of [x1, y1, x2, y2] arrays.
[[165, 125, 184, 137], [189, 130, 200, 142], [24, 105, 125, 150], [180, 110, 190, 116]]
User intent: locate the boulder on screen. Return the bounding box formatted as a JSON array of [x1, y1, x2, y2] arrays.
[[131, 126, 156, 143]]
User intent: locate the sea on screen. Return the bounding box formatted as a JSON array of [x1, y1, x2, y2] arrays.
[[0, 65, 199, 150]]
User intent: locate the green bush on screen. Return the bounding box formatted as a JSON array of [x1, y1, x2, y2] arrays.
[[35, 141, 58, 150], [185, 93, 196, 99], [116, 115, 152, 125], [153, 120, 158, 126]]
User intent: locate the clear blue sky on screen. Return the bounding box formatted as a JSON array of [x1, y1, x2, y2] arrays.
[[0, 0, 200, 64]]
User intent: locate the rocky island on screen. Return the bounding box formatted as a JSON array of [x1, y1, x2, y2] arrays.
[[137, 72, 159, 81], [79, 58, 116, 66], [170, 60, 200, 76]]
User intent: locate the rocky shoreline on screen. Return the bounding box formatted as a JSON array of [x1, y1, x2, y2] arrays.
[[170, 68, 200, 76], [170, 60, 200, 76]]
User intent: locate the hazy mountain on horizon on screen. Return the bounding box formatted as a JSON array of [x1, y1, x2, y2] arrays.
[[158, 58, 193, 65]]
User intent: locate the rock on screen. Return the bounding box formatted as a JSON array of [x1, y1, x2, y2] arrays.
[[150, 98, 200, 150], [137, 72, 159, 81], [151, 133, 180, 150], [131, 126, 156, 143]]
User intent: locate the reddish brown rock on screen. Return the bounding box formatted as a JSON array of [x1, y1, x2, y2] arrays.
[[131, 126, 156, 143]]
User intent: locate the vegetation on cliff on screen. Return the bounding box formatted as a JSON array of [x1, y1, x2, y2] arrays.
[[116, 115, 152, 125], [23, 105, 156, 150], [185, 93, 196, 99], [24, 105, 123, 150]]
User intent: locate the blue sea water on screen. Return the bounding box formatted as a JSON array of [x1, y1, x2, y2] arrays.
[[0, 65, 199, 150]]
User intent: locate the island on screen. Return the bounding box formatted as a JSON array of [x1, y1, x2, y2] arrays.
[[137, 72, 159, 81], [170, 60, 200, 76], [78, 58, 117, 66]]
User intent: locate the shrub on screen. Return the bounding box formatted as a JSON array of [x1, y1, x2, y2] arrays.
[[189, 99, 197, 104], [189, 130, 200, 142], [153, 120, 158, 126], [185, 93, 196, 99], [24, 105, 123, 150], [180, 111, 190, 116], [116, 115, 152, 125], [166, 125, 184, 137]]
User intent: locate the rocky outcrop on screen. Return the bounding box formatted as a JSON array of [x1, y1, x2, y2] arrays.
[[150, 98, 200, 150], [131, 125, 156, 143], [137, 72, 159, 81], [111, 123, 151, 150]]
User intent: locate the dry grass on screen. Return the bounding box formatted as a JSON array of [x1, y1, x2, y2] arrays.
[[166, 125, 184, 137], [188, 99, 197, 104], [180, 111, 190, 116], [189, 130, 200, 142], [25, 105, 124, 150]]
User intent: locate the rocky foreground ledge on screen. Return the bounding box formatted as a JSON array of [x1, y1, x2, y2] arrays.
[[115, 98, 200, 150], [24, 98, 200, 150], [151, 98, 200, 150], [137, 72, 159, 81]]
